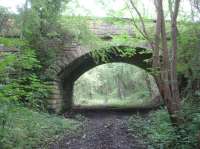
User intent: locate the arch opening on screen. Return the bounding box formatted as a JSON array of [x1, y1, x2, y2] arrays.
[[51, 46, 161, 113], [73, 63, 161, 110]]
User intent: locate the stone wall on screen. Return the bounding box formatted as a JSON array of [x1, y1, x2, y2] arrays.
[[47, 46, 152, 113], [0, 19, 156, 114], [46, 20, 154, 113]]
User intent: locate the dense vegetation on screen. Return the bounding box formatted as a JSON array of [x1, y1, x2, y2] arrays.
[[0, 103, 79, 149], [129, 99, 200, 148], [0, 0, 199, 148], [0, 37, 80, 148], [0, 1, 81, 147]]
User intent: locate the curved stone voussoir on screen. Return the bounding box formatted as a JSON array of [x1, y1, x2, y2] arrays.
[[46, 19, 157, 113]]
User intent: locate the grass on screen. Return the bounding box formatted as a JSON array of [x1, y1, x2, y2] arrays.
[[0, 103, 80, 149], [128, 109, 175, 148], [74, 98, 151, 108], [128, 101, 200, 149], [73, 91, 154, 108]]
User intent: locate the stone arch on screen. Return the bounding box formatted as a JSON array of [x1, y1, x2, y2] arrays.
[[47, 45, 154, 113]]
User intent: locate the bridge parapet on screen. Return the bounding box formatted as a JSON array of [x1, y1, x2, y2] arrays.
[[88, 19, 134, 37]]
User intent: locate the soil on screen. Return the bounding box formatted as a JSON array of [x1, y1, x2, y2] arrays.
[[48, 111, 147, 149]]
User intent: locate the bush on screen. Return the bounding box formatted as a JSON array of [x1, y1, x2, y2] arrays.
[[0, 37, 50, 111], [0, 38, 81, 149], [128, 102, 200, 149], [0, 103, 79, 149], [128, 109, 175, 148]]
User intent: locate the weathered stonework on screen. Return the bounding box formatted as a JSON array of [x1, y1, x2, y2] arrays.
[[44, 19, 153, 113], [0, 19, 160, 114]]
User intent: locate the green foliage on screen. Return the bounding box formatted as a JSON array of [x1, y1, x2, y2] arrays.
[[177, 98, 200, 148], [74, 63, 158, 108], [129, 109, 175, 148], [16, 47, 41, 70], [90, 33, 148, 64], [0, 103, 79, 149], [21, 0, 69, 40], [177, 24, 200, 77], [177, 23, 200, 94], [59, 16, 99, 44], [0, 54, 16, 75], [111, 34, 138, 57], [18, 0, 71, 71], [0, 37, 27, 48], [90, 42, 137, 64], [0, 53, 17, 102], [128, 101, 200, 148], [2, 75, 50, 110], [0, 38, 50, 111]]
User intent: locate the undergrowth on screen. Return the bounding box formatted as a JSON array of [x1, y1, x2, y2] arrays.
[[0, 37, 81, 149], [0, 102, 80, 149], [128, 99, 200, 149]]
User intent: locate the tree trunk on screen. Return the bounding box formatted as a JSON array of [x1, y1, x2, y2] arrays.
[[155, 0, 182, 125], [153, 0, 163, 98], [169, 0, 181, 112], [128, 0, 182, 125]]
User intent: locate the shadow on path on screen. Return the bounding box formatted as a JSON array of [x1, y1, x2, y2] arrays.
[[49, 111, 148, 149]]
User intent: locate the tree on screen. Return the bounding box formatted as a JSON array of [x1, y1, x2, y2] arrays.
[[127, 0, 182, 125], [156, 0, 181, 124], [20, 0, 69, 40], [18, 0, 70, 71], [168, 0, 181, 119]]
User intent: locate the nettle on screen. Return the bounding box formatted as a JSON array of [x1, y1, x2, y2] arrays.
[[0, 38, 50, 111]]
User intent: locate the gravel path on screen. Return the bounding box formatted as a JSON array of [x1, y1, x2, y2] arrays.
[[49, 112, 147, 149]]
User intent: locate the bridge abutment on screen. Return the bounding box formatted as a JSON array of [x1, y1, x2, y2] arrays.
[[48, 80, 75, 113], [47, 81, 64, 113]]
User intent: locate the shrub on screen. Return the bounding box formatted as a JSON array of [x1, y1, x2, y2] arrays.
[[128, 102, 200, 149], [128, 109, 175, 148], [0, 103, 79, 149], [0, 38, 50, 111]]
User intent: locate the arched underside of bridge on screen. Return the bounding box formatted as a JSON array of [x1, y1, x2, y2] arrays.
[[47, 46, 154, 113]]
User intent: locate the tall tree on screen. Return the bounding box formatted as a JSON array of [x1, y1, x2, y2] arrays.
[[168, 0, 181, 115], [19, 0, 70, 71], [154, 0, 181, 124], [21, 0, 69, 40], [127, 0, 182, 124]]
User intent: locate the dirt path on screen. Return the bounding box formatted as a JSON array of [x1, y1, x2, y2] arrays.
[[49, 112, 147, 149]]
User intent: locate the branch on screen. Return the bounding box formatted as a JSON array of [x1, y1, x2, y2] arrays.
[[125, 1, 148, 39], [125, 0, 156, 50], [129, 0, 149, 37]]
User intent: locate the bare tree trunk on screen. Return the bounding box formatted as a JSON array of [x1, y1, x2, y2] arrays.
[[168, 0, 181, 112], [156, 0, 182, 125], [127, 0, 182, 125], [158, 0, 173, 118], [153, 0, 163, 97], [20, 0, 29, 39]]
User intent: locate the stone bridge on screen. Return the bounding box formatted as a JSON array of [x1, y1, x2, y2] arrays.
[[46, 19, 156, 113]]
